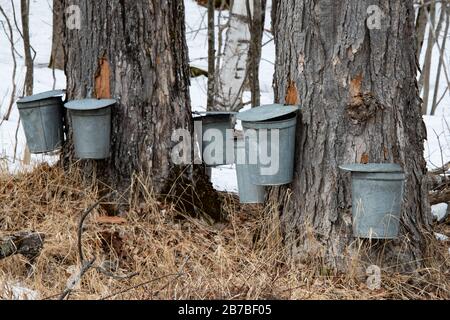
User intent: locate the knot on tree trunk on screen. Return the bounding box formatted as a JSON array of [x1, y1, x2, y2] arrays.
[[347, 74, 383, 123], [347, 92, 383, 123]]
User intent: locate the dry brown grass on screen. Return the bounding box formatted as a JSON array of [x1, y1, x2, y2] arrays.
[[0, 164, 449, 300]]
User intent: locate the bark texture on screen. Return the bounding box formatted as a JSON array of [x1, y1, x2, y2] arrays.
[[272, 1, 431, 272], [62, 1, 192, 194]]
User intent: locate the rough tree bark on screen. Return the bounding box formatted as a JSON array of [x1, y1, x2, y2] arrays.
[[49, 0, 65, 70], [272, 1, 431, 273], [61, 1, 192, 195]]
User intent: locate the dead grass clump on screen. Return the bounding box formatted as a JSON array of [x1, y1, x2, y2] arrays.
[[0, 164, 449, 300]]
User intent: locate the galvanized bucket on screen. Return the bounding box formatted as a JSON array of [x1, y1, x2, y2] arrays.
[[64, 99, 116, 159], [195, 112, 236, 167], [16, 90, 65, 154], [339, 163, 406, 239], [237, 104, 299, 186], [235, 138, 266, 204]]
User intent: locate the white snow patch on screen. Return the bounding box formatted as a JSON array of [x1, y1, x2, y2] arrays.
[[211, 165, 238, 193], [431, 203, 449, 222], [1, 281, 39, 300], [435, 232, 449, 242]]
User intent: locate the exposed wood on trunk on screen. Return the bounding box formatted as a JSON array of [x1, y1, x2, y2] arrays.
[[0, 232, 45, 261], [272, 0, 431, 273]]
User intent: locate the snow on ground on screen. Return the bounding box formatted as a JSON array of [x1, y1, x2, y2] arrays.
[[1, 281, 39, 300], [0, 0, 449, 195], [431, 202, 449, 222]]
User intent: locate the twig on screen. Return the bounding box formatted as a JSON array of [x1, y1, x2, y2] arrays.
[[77, 192, 115, 262], [0, 5, 18, 121], [58, 258, 96, 300], [101, 255, 190, 300], [152, 256, 190, 298]]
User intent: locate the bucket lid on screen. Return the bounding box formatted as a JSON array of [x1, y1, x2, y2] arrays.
[[236, 104, 300, 122], [339, 163, 404, 173], [17, 89, 65, 105], [64, 99, 117, 110]]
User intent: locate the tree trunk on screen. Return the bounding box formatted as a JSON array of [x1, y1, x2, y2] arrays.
[[422, 4, 442, 115], [431, 5, 450, 115], [416, 5, 428, 60], [61, 1, 192, 195], [21, 0, 33, 96], [49, 0, 65, 70], [247, 0, 266, 108], [272, 1, 431, 273], [207, 0, 216, 111], [216, 0, 253, 111]]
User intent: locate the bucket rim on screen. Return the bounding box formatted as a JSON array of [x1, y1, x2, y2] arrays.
[[339, 163, 404, 173], [236, 104, 300, 122], [17, 97, 63, 109], [192, 111, 237, 117], [17, 89, 65, 105], [64, 98, 117, 111], [241, 115, 297, 129]]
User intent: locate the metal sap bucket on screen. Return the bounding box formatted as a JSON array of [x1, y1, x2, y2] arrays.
[[16, 90, 65, 154], [194, 112, 236, 167], [237, 104, 299, 186], [339, 163, 406, 239], [235, 138, 265, 204], [64, 99, 116, 159]]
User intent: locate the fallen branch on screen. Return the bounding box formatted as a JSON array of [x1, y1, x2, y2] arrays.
[[0, 232, 45, 261], [430, 188, 450, 205]]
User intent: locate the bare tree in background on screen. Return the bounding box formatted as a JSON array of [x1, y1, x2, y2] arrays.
[[431, 3, 450, 115], [0, 4, 17, 122], [21, 0, 33, 96], [207, 0, 216, 110], [49, 0, 65, 70], [215, 0, 253, 111], [247, 0, 266, 107]]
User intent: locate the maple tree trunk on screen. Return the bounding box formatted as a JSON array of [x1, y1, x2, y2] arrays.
[[272, 1, 431, 273], [61, 1, 192, 195]]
